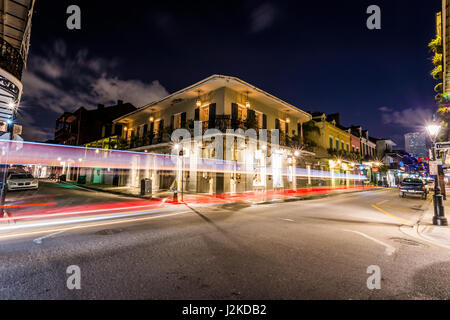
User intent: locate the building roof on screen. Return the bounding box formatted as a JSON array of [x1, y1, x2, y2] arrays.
[[114, 74, 312, 123]]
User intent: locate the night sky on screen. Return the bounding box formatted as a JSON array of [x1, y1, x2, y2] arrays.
[[19, 0, 441, 148]]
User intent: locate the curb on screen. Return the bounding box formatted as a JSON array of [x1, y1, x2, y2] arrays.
[[253, 187, 383, 205], [409, 200, 450, 249], [60, 181, 382, 205], [59, 181, 153, 199]]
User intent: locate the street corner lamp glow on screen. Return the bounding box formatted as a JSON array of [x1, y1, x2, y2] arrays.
[[294, 150, 300, 157], [426, 124, 441, 140], [196, 99, 202, 108], [8, 102, 15, 109], [149, 116, 154, 122], [174, 143, 180, 150]]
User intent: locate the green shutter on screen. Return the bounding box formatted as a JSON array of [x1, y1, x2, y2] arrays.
[[208, 103, 216, 128]]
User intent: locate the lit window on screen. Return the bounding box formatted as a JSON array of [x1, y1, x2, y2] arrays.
[[200, 106, 209, 122], [173, 113, 182, 129], [237, 105, 247, 122]]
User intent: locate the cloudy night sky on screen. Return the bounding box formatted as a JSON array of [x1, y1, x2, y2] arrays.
[[19, 0, 441, 147]]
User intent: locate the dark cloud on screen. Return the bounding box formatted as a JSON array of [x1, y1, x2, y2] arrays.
[[250, 3, 277, 33], [19, 40, 168, 141]]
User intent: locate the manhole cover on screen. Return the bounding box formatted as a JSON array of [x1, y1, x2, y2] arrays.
[[389, 237, 426, 247], [95, 229, 124, 236]]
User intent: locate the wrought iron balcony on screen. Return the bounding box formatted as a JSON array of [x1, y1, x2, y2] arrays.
[[0, 38, 24, 80]]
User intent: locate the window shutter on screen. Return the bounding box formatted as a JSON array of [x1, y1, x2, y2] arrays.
[[263, 114, 267, 129], [247, 109, 256, 121], [275, 119, 280, 130], [286, 123, 289, 134], [159, 119, 164, 136], [208, 103, 216, 128], [181, 112, 187, 128], [170, 115, 174, 130], [195, 108, 200, 121], [231, 103, 238, 120], [143, 124, 148, 135], [231, 103, 239, 129]]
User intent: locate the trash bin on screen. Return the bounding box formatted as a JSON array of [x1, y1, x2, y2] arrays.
[[77, 175, 87, 184], [140, 178, 152, 196]]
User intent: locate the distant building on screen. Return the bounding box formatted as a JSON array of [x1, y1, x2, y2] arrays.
[[54, 100, 136, 147], [404, 132, 428, 158]]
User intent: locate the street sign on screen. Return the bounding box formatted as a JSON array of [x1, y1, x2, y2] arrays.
[[430, 161, 439, 175], [435, 142, 450, 150]]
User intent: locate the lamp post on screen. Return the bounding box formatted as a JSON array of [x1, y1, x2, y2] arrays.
[[174, 143, 184, 202], [426, 123, 448, 226], [180, 149, 184, 202]]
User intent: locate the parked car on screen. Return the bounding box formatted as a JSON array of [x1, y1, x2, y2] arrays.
[[399, 178, 428, 200], [7, 173, 39, 191]]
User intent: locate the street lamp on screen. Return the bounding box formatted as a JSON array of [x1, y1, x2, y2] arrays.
[[426, 122, 448, 226]]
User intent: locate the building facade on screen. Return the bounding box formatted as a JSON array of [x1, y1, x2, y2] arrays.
[[111, 75, 318, 194], [54, 101, 136, 147], [404, 132, 428, 158], [0, 0, 35, 140]]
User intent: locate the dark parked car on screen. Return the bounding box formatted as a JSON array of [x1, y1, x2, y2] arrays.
[[399, 178, 428, 200]]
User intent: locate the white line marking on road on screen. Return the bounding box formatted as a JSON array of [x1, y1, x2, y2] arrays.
[[342, 229, 396, 256], [281, 218, 295, 222], [33, 230, 66, 244], [377, 200, 389, 205]]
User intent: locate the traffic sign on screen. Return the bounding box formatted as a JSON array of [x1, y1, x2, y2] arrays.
[[430, 161, 439, 175], [435, 142, 450, 150]]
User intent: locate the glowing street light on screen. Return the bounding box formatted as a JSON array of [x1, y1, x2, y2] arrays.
[[426, 123, 441, 142]]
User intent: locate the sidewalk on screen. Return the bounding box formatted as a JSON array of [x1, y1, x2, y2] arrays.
[[417, 200, 450, 248], [63, 181, 381, 205]]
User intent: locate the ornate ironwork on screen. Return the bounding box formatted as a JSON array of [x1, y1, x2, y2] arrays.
[[0, 38, 24, 80]]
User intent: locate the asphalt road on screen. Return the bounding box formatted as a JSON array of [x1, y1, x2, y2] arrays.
[[4, 181, 138, 212], [1, 187, 450, 300]]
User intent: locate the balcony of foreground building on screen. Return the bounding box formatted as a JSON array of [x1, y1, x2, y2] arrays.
[[0, 38, 24, 81], [117, 118, 314, 153]]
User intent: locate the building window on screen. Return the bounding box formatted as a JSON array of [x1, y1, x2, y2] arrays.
[[200, 106, 209, 122], [341, 141, 344, 150], [329, 136, 333, 149], [255, 111, 263, 129], [279, 120, 287, 133], [237, 105, 247, 122], [346, 144, 349, 152], [154, 120, 161, 135], [335, 138, 339, 150], [173, 113, 182, 130]]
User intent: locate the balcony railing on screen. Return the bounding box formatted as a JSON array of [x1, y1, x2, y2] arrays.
[[0, 38, 24, 80]]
